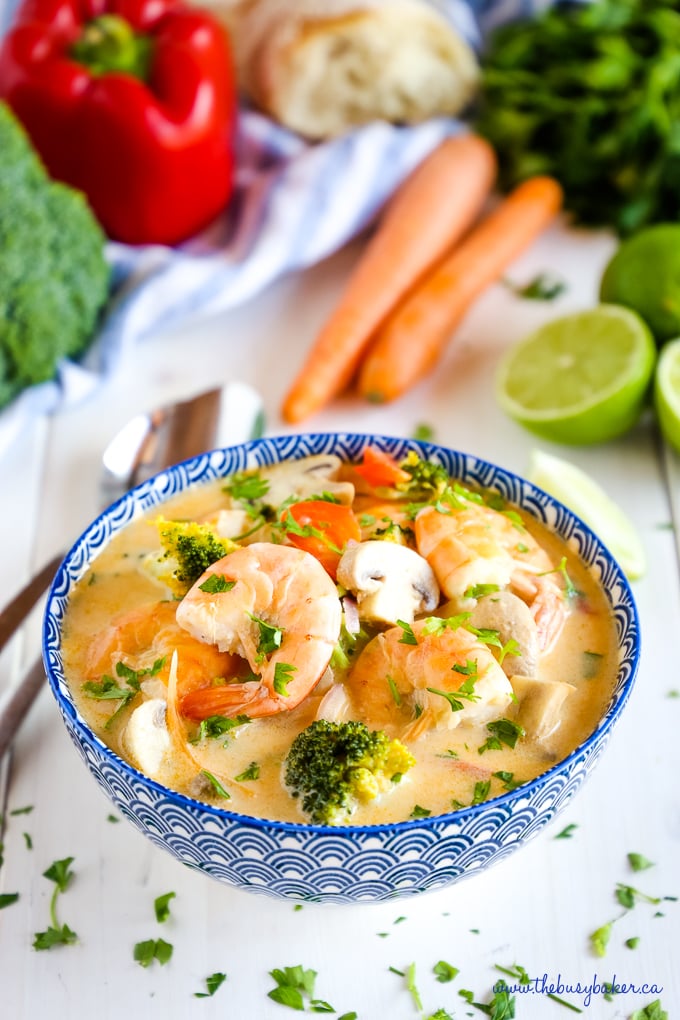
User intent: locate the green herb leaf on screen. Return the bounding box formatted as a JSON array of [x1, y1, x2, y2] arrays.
[[397, 620, 418, 645], [154, 891, 175, 923], [249, 614, 284, 659], [628, 852, 655, 872], [406, 962, 423, 1012], [224, 472, 270, 503], [630, 1002, 668, 1020], [199, 574, 235, 594], [505, 272, 566, 301], [33, 923, 78, 950], [194, 971, 227, 997], [478, 718, 525, 754], [433, 960, 459, 983], [235, 762, 260, 782], [410, 805, 431, 819], [274, 662, 297, 696], [43, 857, 74, 894], [555, 823, 578, 840], [590, 920, 613, 957], [201, 770, 231, 799], [0, 893, 19, 909]]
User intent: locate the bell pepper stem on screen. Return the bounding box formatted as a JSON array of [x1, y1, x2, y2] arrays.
[[70, 14, 152, 80]]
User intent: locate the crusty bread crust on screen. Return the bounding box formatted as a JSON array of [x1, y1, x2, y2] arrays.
[[193, 0, 479, 138]]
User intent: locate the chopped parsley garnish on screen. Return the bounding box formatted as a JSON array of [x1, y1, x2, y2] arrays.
[[191, 714, 250, 744], [478, 718, 525, 754], [133, 937, 173, 968], [630, 1002, 668, 1020], [410, 805, 431, 819], [589, 920, 614, 958], [406, 962, 423, 1012], [82, 657, 165, 729], [628, 852, 655, 872], [223, 471, 270, 503], [273, 662, 297, 696], [615, 883, 661, 909], [433, 960, 459, 983], [154, 891, 175, 923], [0, 893, 19, 909], [201, 770, 231, 799], [427, 675, 480, 713], [10, 805, 33, 816], [625, 936, 641, 950], [235, 762, 260, 782], [249, 614, 284, 660], [493, 771, 521, 791], [397, 619, 418, 645], [198, 574, 235, 594], [471, 780, 491, 805], [280, 509, 342, 554], [267, 965, 333, 1012], [412, 423, 435, 442], [505, 271, 566, 301], [195, 972, 227, 998], [33, 857, 78, 950], [464, 583, 501, 600], [554, 823, 578, 840], [387, 675, 402, 707]]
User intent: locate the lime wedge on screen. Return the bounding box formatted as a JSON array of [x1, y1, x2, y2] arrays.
[[654, 337, 680, 454], [496, 306, 656, 444], [528, 449, 646, 580]]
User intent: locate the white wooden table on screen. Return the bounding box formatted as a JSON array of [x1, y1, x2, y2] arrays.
[[1, 220, 678, 1018]]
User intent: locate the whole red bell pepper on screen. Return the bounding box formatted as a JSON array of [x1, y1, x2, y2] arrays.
[[0, 0, 237, 245]]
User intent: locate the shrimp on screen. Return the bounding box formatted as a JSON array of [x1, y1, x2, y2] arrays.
[[175, 542, 342, 719], [346, 617, 514, 740], [85, 599, 238, 695], [414, 500, 567, 652]]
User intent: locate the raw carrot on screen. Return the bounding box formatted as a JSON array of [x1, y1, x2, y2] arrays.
[[281, 133, 497, 423], [357, 175, 563, 404]]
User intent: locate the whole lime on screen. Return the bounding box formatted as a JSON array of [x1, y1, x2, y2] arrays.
[[600, 224, 680, 345]]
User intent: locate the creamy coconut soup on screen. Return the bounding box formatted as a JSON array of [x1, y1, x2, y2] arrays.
[[61, 447, 619, 825]]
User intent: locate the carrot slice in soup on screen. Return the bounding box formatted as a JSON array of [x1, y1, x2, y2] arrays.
[[281, 500, 361, 578]]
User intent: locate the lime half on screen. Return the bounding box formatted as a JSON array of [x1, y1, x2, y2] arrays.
[[529, 449, 646, 580], [655, 337, 680, 453], [496, 305, 656, 444]]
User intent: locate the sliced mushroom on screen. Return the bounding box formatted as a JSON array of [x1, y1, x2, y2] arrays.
[[468, 590, 540, 678], [261, 454, 355, 506], [510, 674, 576, 749], [123, 698, 171, 780], [336, 540, 439, 626], [212, 507, 253, 539]]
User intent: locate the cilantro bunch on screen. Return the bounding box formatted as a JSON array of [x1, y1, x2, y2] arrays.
[[476, 0, 680, 235]]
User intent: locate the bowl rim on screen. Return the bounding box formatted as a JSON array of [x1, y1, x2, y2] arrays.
[[43, 431, 641, 836]]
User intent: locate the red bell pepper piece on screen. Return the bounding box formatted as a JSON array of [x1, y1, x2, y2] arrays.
[[0, 0, 238, 245]]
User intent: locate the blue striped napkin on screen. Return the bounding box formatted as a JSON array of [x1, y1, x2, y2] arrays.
[[0, 0, 546, 458]]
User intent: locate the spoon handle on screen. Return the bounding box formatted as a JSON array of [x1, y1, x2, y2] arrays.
[[0, 657, 46, 762], [0, 551, 62, 655]]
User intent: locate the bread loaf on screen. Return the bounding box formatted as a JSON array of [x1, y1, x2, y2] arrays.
[[198, 0, 479, 139]]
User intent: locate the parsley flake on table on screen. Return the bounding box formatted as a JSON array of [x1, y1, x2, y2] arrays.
[[33, 857, 78, 951], [555, 823, 579, 840], [194, 971, 227, 998], [0, 892, 19, 909], [630, 1002, 668, 1020], [433, 960, 459, 983], [589, 920, 614, 958], [133, 937, 173, 968], [628, 852, 655, 872], [267, 965, 335, 1012], [154, 891, 176, 923], [504, 272, 567, 302]]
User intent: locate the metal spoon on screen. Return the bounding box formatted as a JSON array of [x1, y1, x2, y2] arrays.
[[0, 381, 265, 764]]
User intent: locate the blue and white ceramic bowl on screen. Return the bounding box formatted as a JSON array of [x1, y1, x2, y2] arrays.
[[43, 433, 640, 904]]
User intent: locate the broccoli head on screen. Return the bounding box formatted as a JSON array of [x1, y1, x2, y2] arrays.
[[0, 102, 109, 409], [152, 517, 235, 596], [284, 719, 415, 825]]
